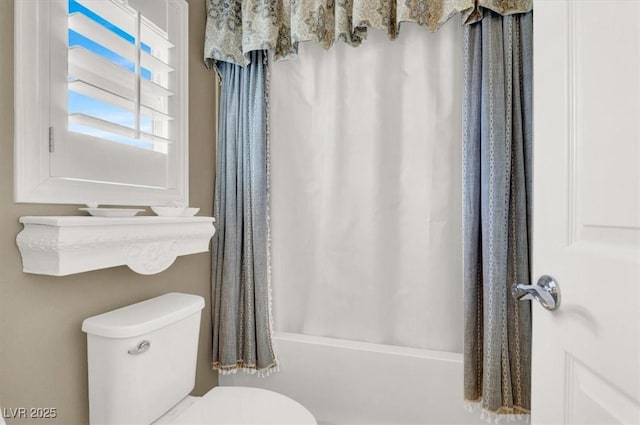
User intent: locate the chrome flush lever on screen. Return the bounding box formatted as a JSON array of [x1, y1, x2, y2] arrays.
[[128, 340, 151, 355], [512, 275, 560, 311]]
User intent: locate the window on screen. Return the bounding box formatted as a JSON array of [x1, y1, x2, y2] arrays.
[[15, 0, 188, 206]]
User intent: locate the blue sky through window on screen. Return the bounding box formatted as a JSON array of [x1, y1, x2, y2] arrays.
[[68, 0, 154, 150]]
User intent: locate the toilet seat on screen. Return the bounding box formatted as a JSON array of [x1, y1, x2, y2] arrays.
[[166, 387, 317, 425]]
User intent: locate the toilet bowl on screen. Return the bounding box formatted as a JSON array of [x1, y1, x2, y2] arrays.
[[82, 293, 316, 425], [154, 387, 316, 425]]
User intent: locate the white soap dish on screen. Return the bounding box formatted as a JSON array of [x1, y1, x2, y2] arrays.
[[182, 208, 200, 217], [151, 206, 200, 217], [79, 208, 145, 217]]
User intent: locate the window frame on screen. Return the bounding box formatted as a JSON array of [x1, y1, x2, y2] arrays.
[[14, 0, 189, 206]]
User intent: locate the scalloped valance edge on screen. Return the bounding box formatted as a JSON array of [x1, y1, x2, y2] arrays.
[[204, 0, 532, 67]]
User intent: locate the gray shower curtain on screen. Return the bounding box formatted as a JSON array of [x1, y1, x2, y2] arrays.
[[211, 50, 277, 375], [463, 10, 533, 415]]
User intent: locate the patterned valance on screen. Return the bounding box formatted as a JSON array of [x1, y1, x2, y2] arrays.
[[204, 0, 532, 67]]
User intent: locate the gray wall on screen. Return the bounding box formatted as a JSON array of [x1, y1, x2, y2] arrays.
[[0, 0, 219, 423]]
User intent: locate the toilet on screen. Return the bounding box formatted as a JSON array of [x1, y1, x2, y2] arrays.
[[81, 293, 316, 425]]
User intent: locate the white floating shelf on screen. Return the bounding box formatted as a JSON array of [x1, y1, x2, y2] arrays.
[[16, 216, 216, 276]]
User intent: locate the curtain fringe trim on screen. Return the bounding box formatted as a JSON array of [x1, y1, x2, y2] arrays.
[[263, 51, 279, 373], [464, 401, 530, 424], [213, 362, 280, 378]]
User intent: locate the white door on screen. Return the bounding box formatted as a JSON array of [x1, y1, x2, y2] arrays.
[[532, 1, 640, 424]]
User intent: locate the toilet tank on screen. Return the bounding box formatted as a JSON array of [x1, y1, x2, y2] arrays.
[[82, 293, 205, 425]]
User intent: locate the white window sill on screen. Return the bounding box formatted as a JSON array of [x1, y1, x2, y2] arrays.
[[16, 216, 216, 276]]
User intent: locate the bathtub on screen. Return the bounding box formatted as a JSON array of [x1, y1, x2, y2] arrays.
[[219, 332, 483, 425]]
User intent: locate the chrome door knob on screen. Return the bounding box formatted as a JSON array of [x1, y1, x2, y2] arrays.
[[512, 275, 560, 311]]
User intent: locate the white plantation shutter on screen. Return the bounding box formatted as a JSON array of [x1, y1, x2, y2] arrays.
[[14, 0, 188, 206], [68, 0, 174, 148], [47, 0, 188, 192]]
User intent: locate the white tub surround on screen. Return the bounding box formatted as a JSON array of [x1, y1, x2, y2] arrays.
[[221, 332, 485, 425], [16, 216, 215, 276]]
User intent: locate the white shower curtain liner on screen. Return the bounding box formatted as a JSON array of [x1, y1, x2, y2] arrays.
[[269, 19, 463, 352]]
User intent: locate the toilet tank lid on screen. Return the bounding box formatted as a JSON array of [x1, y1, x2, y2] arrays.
[[82, 293, 205, 338]]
